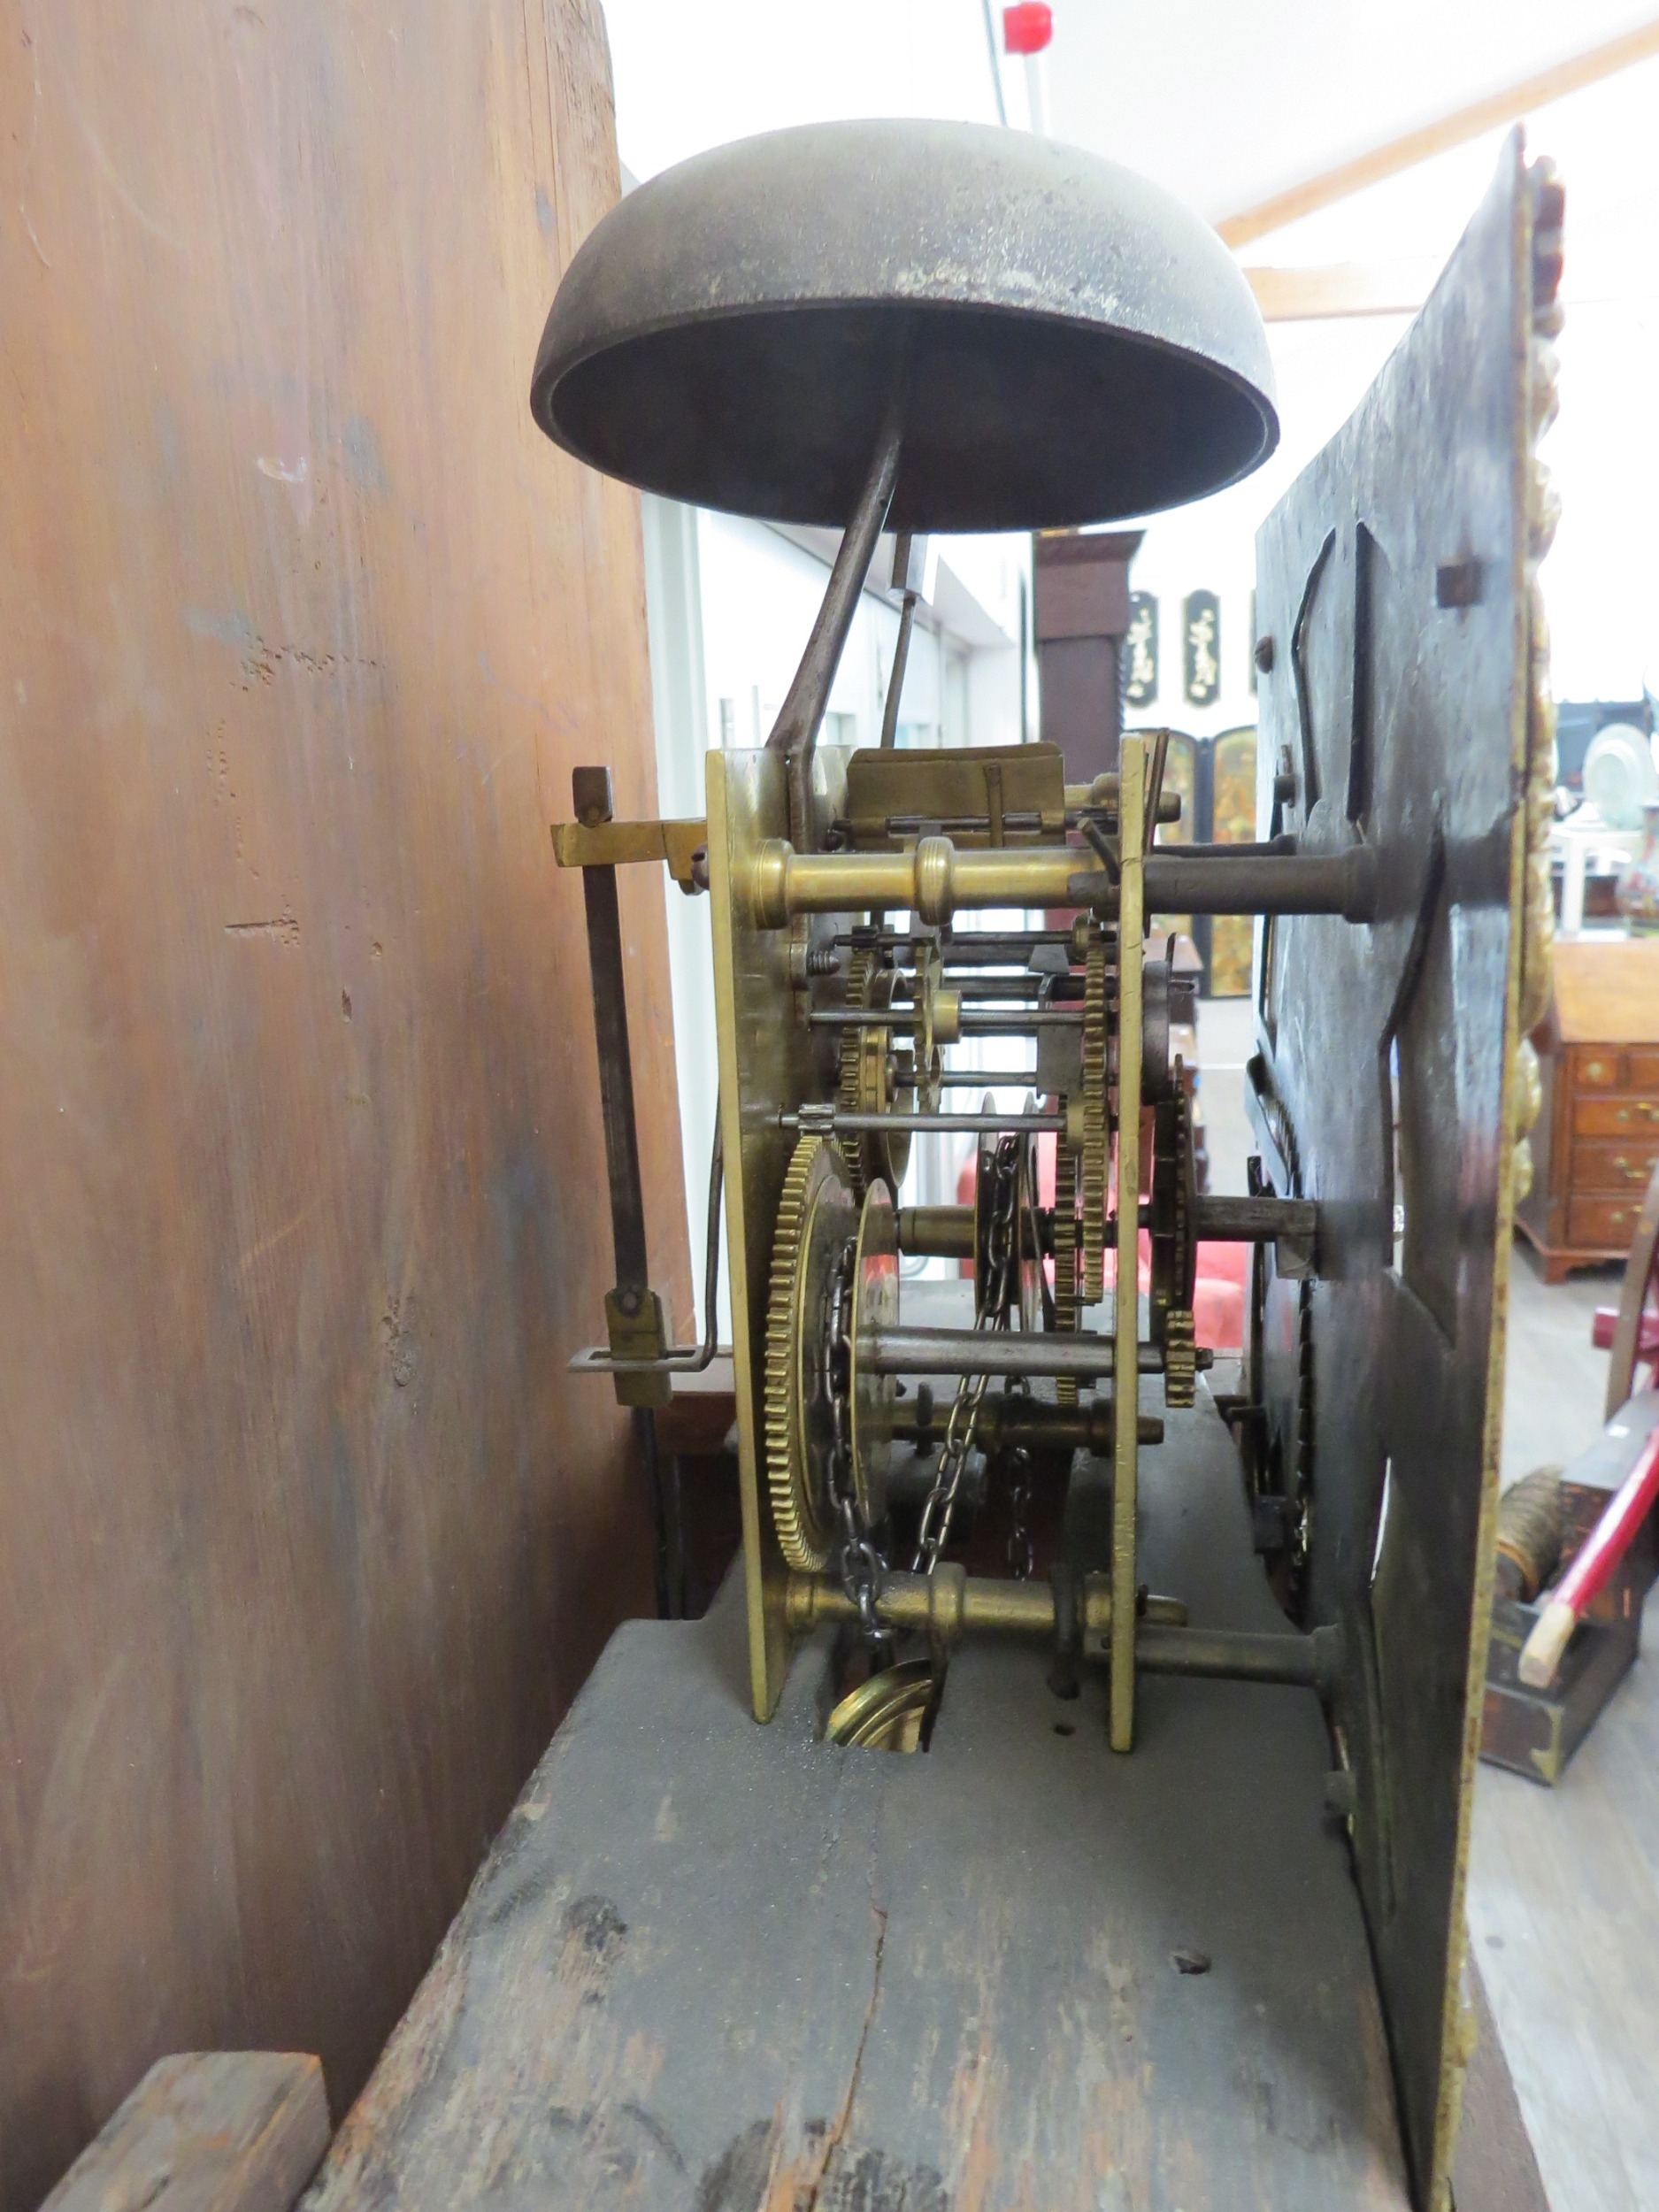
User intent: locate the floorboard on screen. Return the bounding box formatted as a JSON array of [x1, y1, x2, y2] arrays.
[[1463, 1235, 1659, 2212]]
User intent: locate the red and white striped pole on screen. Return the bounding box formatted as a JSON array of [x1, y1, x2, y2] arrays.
[[1519, 1423, 1659, 1686]]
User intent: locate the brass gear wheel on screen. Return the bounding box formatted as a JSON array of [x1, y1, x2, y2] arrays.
[[764, 1133, 857, 1570], [1163, 1310, 1197, 1409], [838, 952, 912, 1200], [1080, 922, 1108, 1303], [1053, 1157, 1080, 1407], [908, 939, 944, 1113]]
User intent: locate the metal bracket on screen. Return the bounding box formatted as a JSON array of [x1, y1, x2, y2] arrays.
[[552, 814, 709, 893]]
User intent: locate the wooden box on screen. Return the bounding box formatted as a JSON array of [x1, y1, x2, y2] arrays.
[[1482, 1397, 1659, 1784]]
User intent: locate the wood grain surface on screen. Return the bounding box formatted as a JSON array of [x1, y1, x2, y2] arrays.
[[0, 6, 688, 2205], [42, 2052, 329, 2212], [1448, 1962, 1549, 2212], [1469, 1578, 1659, 2212], [304, 1383, 1410, 2212], [1549, 939, 1659, 1045]]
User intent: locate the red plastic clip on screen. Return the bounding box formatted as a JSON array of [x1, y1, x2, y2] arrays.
[[1002, 3, 1053, 57]]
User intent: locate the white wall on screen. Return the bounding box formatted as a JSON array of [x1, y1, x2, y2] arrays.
[[641, 495, 1030, 1323], [695, 516, 1024, 755], [1122, 58, 1659, 729], [1121, 315, 1409, 745], [608, 1, 1659, 730], [639, 495, 724, 1341], [605, 0, 1025, 181]]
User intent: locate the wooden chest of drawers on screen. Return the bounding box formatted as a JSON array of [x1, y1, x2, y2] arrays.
[[1517, 941, 1659, 1281]]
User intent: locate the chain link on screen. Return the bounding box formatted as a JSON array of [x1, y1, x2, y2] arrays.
[[824, 1236, 887, 1643], [825, 1125, 1037, 1606], [911, 1131, 1024, 1574], [1005, 1449, 1034, 1578]]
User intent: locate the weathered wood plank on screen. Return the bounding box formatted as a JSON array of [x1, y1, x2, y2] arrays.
[[1468, 1578, 1659, 2212], [42, 2054, 328, 2212], [306, 1386, 1411, 2210], [1449, 1962, 1549, 2212]]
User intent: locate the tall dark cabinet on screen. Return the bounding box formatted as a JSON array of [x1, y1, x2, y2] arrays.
[[1033, 529, 1143, 780]]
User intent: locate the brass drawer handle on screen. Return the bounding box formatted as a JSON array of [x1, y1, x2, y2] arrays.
[[1612, 1156, 1652, 1182]]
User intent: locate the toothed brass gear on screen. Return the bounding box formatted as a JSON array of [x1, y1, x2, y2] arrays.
[[1164, 1309, 1196, 1409], [1053, 1157, 1080, 1407], [1080, 923, 1108, 1303], [838, 953, 912, 1200], [764, 1133, 857, 1570], [837, 950, 875, 1194], [909, 940, 944, 1113]]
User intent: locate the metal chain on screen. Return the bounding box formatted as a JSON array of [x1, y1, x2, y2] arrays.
[[1005, 1442, 1034, 1579], [911, 1131, 1023, 1573], [824, 1236, 887, 1643]]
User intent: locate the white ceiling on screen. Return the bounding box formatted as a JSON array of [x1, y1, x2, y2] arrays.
[[604, 1, 1659, 235], [602, 1, 1659, 696], [1042, 1, 1658, 227]]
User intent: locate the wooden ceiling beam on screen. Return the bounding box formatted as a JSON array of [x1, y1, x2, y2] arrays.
[[1245, 261, 1437, 321], [1218, 16, 1659, 249]]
